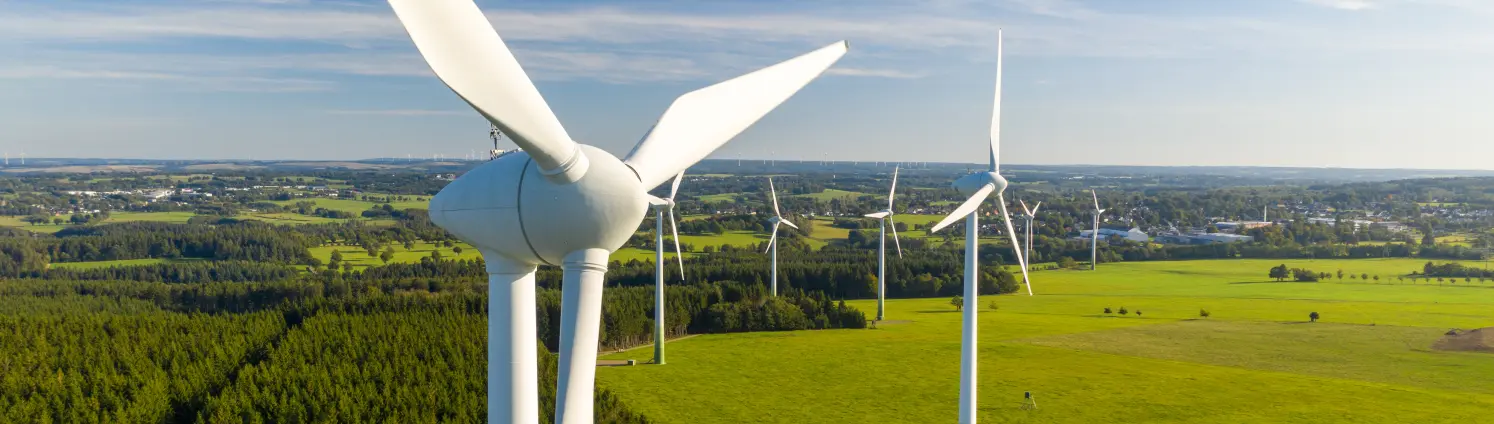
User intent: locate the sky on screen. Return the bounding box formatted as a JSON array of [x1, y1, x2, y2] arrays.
[[2, 0, 1493, 169]]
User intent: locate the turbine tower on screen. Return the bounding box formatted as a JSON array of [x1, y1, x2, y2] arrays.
[[1019, 200, 1041, 282], [863, 166, 901, 321], [1090, 190, 1106, 271], [927, 30, 1032, 424], [764, 177, 798, 297], [385, 1, 847, 422], [646, 173, 686, 365]]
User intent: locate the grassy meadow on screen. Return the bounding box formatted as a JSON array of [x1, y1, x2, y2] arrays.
[[597, 258, 1494, 423]]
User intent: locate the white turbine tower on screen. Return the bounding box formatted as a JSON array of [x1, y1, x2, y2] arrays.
[[386, 1, 848, 422], [863, 167, 902, 321], [927, 30, 1031, 424], [1090, 190, 1106, 271], [764, 177, 798, 297], [646, 173, 686, 365], [1019, 200, 1041, 281]]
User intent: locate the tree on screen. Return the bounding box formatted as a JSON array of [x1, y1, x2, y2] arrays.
[[452, 246, 464, 256], [1337, 269, 1344, 280], [1309, 311, 1320, 322], [950, 296, 963, 311], [1361, 273, 1369, 280], [1199, 309, 1210, 319], [1397, 275, 1405, 283], [1104, 307, 1113, 314], [379, 251, 394, 264], [1135, 310, 1142, 317], [1269, 264, 1289, 282], [330, 250, 343, 262], [1373, 275, 1380, 282], [988, 301, 999, 311], [1057, 256, 1078, 269], [1118, 306, 1129, 315], [430, 250, 444, 261], [1292, 268, 1319, 282]]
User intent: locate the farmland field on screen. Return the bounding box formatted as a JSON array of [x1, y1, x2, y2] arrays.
[[597, 258, 1494, 423]]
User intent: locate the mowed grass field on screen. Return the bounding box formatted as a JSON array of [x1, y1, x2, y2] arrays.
[[597, 258, 1494, 423]]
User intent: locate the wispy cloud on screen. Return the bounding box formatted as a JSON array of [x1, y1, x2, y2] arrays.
[[323, 109, 470, 116], [1297, 0, 1378, 10], [826, 68, 924, 79]]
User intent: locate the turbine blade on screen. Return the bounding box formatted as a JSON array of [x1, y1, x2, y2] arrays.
[[624, 41, 849, 189], [668, 172, 684, 200], [988, 29, 1003, 173], [781, 219, 799, 230], [888, 215, 903, 258], [768, 177, 781, 217], [1092, 189, 1100, 211], [669, 207, 684, 281], [888, 166, 899, 210], [645, 195, 669, 207], [864, 211, 890, 219], [930, 184, 996, 233], [997, 193, 1033, 296], [1019, 199, 1031, 216], [387, 0, 578, 173], [764, 222, 780, 253], [1033, 201, 1041, 215]]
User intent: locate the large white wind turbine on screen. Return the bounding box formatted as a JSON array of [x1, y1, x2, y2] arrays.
[[863, 167, 901, 321], [1090, 190, 1106, 271], [764, 177, 798, 297], [1019, 200, 1041, 282], [646, 173, 686, 365], [386, 1, 847, 422], [927, 30, 1031, 424]]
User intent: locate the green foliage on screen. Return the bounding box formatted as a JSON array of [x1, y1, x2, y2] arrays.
[[950, 296, 963, 311]]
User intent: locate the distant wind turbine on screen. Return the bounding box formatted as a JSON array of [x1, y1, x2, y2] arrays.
[[863, 166, 901, 321], [1090, 190, 1106, 271], [764, 177, 797, 297], [645, 172, 686, 365]]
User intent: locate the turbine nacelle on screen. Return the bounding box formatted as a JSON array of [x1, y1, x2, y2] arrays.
[[429, 145, 646, 266], [953, 171, 1007, 197]]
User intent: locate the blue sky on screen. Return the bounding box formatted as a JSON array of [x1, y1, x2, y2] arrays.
[[2, 0, 1493, 169]]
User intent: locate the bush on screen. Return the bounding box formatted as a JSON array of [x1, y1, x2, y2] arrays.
[[1104, 307, 1113, 314], [1118, 307, 1129, 315], [1309, 311, 1320, 322], [1135, 310, 1142, 317], [1199, 309, 1210, 319], [988, 301, 999, 311]]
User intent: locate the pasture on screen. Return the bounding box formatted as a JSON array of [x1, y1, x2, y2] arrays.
[[597, 258, 1494, 423]]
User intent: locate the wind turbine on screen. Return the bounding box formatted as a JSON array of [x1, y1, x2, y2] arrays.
[[1090, 190, 1106, 271], [386, 1, 847, 422], [926, 30, 1031, 424], [646, 173, 686, 366], [863, 166, 901, 321], [1018, 200, 1041, 281], [764, 177, 798, 297]]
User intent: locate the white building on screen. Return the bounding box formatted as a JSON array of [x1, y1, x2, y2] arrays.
[[1078, 227, 1150, 243]]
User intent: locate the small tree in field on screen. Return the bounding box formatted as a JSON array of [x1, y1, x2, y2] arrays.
[[1373, 275, 1380, 282], [1337, 269, 1345, 280], [1349, 273, 1357, 280], [951, 296, 963, 311], [452, 246, 464, 256], [1200, 309, 1211, 319], [1104, 307, 1113, 315], [1309, 311, 1320, 322], [1361, 273, 1369, 280], [988, 301, 999, 311], [1135, 310, 1142, 317], [1118, 307, 1129, 316]]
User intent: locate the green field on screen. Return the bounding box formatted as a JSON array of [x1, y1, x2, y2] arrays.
[[696, 192, 748, 203], [309, 241, 478, 269], [793, 189, 873, 202], [597, 258, 1494, 423], [0, 211, 198, 233]]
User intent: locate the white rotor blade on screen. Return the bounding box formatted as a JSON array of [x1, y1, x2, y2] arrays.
[[669, 207, 684, 281], [668, 172, 684, 200], [888, 215, 903, 258], [996, 193, 1033, 296], [930, 184, 996, 233], [624, 41, 850, 190], [780, 219, 799, 230], [645, 195, 668, 207], [888, 166, 899, 211], [764, 222, 780, 253], [388, 0, 577, 172], [768, 177, 781, 217], [1032, 201, 1042, 215], [1019, 199, 1031, 216], [864, 211, 890, 219], [988, 29, 1003, 173], [1092, 189, 1100, 211]]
